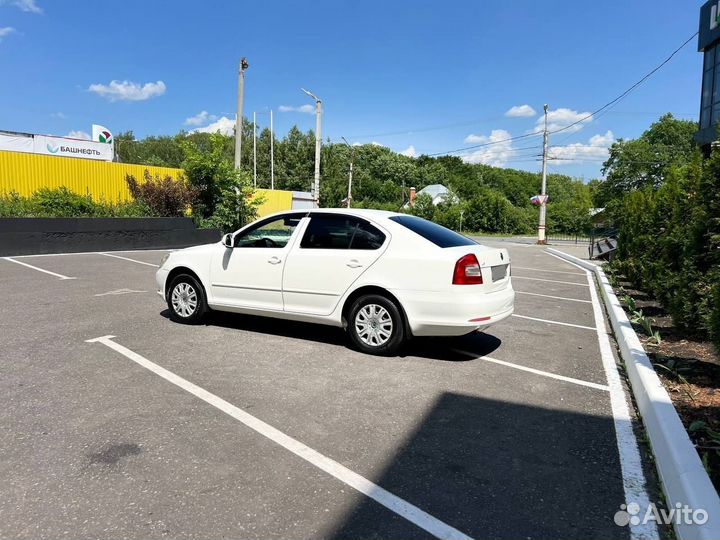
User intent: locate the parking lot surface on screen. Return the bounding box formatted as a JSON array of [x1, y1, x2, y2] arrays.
[[0, 242, 660, 539]]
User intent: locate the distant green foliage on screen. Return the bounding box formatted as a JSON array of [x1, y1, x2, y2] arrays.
[[0, 188, 151, 218]]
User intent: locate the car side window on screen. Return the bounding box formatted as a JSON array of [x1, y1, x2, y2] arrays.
[[300, 215, 385, 250], [234, 216, 300, 248]]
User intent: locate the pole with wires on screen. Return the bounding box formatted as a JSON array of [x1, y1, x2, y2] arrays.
[[537, 104, 549, 245], [302, 88, 322, 207]]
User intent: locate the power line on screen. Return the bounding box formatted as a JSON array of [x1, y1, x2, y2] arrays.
[[426, 30, 698, 159]]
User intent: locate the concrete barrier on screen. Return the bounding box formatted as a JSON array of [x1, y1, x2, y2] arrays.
[[0, 218, 220, 256]]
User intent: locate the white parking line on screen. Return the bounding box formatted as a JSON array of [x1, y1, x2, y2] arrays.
[[99, 253, 159, 268], [511, 275, 589, 287], [482, 356, 609, 392], [515, 291, 592, 304], [511, 313, 596, 331], [12, 248, 174, 258], [85, 335, 472, 540], [549, 252, 658, 540], [2, 257, 76, 280], [512, 266, 585, 276]]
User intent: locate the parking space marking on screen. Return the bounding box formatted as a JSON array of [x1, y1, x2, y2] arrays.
[[549, 252, 658, 540], [511, 275, 589, 287], [511, 313, 596, 331], [99, 252, 160, 267], [511, 266, 585, 276], [481, 355, 610, 391], [515, 291, 592, 304], [2, 257, 76, 280], [13, 248, 173, 258], [85, 335, 473, 540]]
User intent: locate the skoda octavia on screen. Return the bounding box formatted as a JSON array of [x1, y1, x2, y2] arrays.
[[156, 209, 514, 355]]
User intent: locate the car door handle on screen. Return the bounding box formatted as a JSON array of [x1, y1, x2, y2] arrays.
[[347, 260, 363, 268], [268, 256, 282, 265]]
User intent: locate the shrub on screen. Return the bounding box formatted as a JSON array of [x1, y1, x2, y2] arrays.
[[126, 170, 199, 217], [33, 186, 96, 217]]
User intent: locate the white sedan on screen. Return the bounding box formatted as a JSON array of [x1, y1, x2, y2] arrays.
[[156, 209, 514, 355]]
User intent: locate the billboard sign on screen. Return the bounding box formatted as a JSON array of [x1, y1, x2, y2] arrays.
[[33, 135, 113, 161], [0, 132, 34, 153]]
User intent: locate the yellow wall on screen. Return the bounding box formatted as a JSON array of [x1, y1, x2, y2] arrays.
[[0, 150, 183, 203], [253, 188, 293, 218], [0, 150, 295, 217]]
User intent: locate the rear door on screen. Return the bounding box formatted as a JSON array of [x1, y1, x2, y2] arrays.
[[282, 214, 388, 315]]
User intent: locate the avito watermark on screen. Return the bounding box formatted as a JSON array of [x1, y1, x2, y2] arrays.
[[614, 501, 708, 527]]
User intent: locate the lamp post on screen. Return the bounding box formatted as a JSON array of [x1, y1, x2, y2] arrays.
[[341, 136, 354, 208], [302, 88, 322, 206], [234, 58, 249, 170]]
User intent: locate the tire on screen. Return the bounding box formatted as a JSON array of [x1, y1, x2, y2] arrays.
[[166, 274, 208, 324], [347, 294, 405, 356]]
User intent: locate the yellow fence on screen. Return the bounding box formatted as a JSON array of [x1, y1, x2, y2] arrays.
[[0, 150, 294, 217], [0, 150, 183, 203]]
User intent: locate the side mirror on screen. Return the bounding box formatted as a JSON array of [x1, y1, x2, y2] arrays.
[[221, 233, 233, 248]]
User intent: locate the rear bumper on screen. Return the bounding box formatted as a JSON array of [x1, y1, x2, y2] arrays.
[[392, 284, 515, 337]]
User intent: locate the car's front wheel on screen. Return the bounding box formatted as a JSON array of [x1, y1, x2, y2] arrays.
[[347, 294, 405, 356], [167, 274, 208, 324]]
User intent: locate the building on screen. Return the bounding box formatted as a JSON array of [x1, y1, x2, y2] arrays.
[[406, 184, 456, 207], [696, 0, 720, 146]]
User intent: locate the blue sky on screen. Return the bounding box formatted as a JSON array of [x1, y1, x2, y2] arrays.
[[0, 0, 703, 179]]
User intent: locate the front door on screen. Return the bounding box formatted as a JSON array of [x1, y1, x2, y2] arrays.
[[282, 214, 388, 315], [209, 214, 303, 311]]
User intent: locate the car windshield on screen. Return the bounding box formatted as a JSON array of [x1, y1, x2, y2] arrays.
[[388, 215, 476, 248]]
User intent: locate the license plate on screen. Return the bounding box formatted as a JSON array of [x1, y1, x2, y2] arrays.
[[491, 264, 508, 282]]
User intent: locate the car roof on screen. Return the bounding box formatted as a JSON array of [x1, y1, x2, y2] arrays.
[[268, 208, 404, 220]]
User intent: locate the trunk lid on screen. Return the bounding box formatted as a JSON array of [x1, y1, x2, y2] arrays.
[[444, 244, 511, 292]]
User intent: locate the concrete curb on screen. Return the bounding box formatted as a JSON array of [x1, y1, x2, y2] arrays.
[[547, 248, 720, 540]]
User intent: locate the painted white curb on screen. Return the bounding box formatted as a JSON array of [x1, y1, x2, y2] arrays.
[[547, 248, 720, 540]]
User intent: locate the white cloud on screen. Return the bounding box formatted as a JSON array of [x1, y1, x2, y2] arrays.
[[66, 130, 90, 140], [461, 129, 515, 167], [505, 104, 536, 118], [88, 80, 166, 102], [548, 130, 614, 164], [1, 0, 42, 13], [193, 116, 236, 136], [184, 110, 217, 126], [400, 145, 418, 158], [51, 112, 67, 119], [278, 104, 315, 114], [532, 107, 593, 134], [0, 27, 16, 42], [371, 141, 386, 147]]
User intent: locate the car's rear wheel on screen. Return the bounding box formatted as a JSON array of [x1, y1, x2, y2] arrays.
[[167, 274, 207, 324], [347, 294, 405, 355]]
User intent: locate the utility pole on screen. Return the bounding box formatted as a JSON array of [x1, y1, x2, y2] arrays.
[[270, 109, 275, 190], [302, 88, 322, 207], [537, 103, 549, 245], [341, 137, 354, 208], [252, 112, 257, 188], [234, 57, 249, 170]]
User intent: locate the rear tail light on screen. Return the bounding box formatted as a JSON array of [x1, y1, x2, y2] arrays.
[[453, 254, 483, 285]]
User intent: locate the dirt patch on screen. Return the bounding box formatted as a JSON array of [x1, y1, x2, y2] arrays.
[[612, 279, 720, 492]]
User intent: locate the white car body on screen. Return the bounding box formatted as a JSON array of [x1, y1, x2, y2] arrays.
[[156, 209, 514, 337]]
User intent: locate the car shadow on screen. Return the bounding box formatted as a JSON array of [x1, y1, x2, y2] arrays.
[[159, 309, 502, 362]]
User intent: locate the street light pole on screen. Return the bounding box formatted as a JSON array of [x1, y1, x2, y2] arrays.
[[341, 137, 354, 208], [252, 111, 257, 188], [537, 103, 549, 245], [234, 57, 249, 170], [302, 88, 322, 207]]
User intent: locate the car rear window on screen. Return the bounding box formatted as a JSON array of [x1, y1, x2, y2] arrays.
[[388, 215, 477, 248]]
